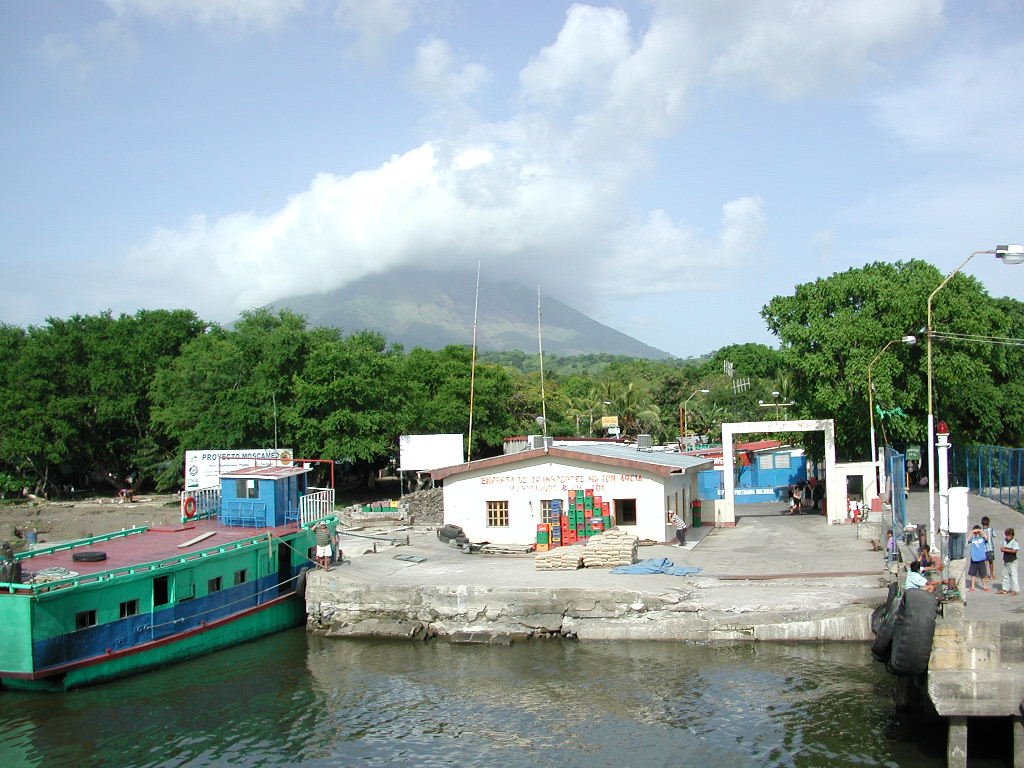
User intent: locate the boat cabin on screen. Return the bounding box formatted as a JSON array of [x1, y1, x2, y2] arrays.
[[218, 465, 311, 527]]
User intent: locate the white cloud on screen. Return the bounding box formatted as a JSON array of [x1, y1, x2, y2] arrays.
[[519, 4, 633, 106], [871, 42, 1024, 160], [335, 0, 422, 61], [105, 0, 305, 29], [411, 38, 490, 103], [108, 1, 945, 320], [599, 198, 765, 295], [705, 0, 945, 99]]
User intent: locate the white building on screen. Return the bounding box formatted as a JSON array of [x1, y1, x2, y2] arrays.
[[431, 444, 714, 545]]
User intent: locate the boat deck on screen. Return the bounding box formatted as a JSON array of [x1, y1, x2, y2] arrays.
[[16, 520, 304, 584]]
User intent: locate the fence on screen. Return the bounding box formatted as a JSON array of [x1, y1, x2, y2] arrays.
[[300, 487, 336, 527], [950, 444, 1024, 511], [886, 447, 907, 531]]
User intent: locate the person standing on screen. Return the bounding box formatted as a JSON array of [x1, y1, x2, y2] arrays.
[[968, 526, 990, 592], [981, 516, 997, 581], [999, 528, 1020, 596], [669, 510, 688, 546], [314, 521, 333, 570]]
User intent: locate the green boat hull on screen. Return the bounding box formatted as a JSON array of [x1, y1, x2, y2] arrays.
[[3, 594, 306, 692]]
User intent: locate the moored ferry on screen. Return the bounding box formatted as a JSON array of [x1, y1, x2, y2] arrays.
[[0, 462, 335, 691]]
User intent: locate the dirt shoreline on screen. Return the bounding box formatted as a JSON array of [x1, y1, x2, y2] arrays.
[[0, 494, 184, 550]]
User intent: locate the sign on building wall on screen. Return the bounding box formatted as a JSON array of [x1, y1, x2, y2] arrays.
[[184, 448, 293, 490], [478, 470, 644, 495]]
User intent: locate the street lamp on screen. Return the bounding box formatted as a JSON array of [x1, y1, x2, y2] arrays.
[[926, 244, 1024, 549], [680, 388, 710, 441], [867, 334, 917, 480], [758, 390, 794, 418]]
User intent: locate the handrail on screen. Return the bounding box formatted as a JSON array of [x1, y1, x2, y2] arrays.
[[1, 517, 338, 594]]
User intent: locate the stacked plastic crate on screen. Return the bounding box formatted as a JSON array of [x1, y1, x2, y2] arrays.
[[535, 491, 615, 549]]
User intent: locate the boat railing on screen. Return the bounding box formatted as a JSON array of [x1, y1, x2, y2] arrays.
[[299, 487, 335, 527], [2, 531, 288, 594], [180, 487, 221, 522]]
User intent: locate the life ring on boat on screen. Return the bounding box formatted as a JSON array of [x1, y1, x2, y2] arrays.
[[183, 495, 197, 519]]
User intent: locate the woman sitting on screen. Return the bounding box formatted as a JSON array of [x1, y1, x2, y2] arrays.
[[917, 543, 943, 582]]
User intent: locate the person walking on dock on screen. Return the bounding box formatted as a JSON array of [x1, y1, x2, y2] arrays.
[[968, 526, 990, 592], [670, 510, 688, 546], [998, 528, 1020, 596]]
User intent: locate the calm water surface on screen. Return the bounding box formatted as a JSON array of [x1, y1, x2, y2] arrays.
[[0, 630, 996, 767]]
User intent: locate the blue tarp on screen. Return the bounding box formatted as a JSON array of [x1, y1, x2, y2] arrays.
[[610, 557, 702, 576]]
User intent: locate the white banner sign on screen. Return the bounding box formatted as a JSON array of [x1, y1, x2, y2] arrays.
[[184, 448, 293, 490]]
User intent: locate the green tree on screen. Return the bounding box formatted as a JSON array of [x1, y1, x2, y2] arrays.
[[150, 309, 313, 489], [760, 259, 1024, 458], [288, 330, 410, 487]]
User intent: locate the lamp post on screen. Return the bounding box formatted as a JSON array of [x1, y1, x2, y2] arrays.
[[867, 335, 917, 474], [926, 245, 1024, 549], [680, 388, 710, 442], [758, 390, 794, 418]]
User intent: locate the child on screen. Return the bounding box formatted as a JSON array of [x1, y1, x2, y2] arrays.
[[999, 528, 1020, 596], [968, 525, 990, 592], [982, 516, 997, 580]]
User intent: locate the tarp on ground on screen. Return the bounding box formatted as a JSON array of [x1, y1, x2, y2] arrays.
[[610, 557, 702, 576]]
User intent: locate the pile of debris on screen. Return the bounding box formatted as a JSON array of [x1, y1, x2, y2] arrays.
[[582, 529, 639, 568], [534, 544, 585, 570], [401, 487, 443, 526]]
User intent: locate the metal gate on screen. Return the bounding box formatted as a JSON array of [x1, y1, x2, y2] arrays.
[[886, 447, 907, 532]]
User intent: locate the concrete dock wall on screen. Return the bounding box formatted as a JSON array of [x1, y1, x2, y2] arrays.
[[306, 577, 876, 643]]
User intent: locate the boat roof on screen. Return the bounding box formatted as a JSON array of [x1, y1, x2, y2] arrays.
[[9, 519, 302, 591], [219, 465, 312, 480]]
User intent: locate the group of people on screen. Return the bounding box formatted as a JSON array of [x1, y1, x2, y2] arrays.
[[966, 517, 1019, 595], [787, 477, 824, 515], [896, 515, 1021, 596]]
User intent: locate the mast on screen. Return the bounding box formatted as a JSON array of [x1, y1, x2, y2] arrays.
[[537, 286, 547, 441], [467, 262, 481, 461]]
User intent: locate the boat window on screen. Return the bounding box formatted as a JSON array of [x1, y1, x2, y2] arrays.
[[75, 610, 97, 630], [615, 498, 637, 525], [153, 575, 170, 607], [236, 479, 259, 499], [208, 576, 222, 593], [119, 599, 139, 618], [234, 569, 247, 585]]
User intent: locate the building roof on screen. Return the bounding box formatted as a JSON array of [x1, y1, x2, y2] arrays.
[[219, 465, 311, 480], [681, 439, 790, 457], [431, 443, 714, 481]]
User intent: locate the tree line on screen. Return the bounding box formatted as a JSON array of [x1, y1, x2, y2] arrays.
[[1, 258, 1021, 496]]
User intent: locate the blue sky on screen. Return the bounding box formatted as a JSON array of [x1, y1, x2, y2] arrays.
[[2, 0, 1023, 358]]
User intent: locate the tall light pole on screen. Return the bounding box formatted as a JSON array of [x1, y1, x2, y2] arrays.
[[680, 388, 710, 442], [927, 245, 1024, 549], [868, 335, 917, 468]]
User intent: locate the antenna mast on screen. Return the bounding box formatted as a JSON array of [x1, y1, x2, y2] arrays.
[[537, 286, 547, 439], [467, 262, 481, 461]]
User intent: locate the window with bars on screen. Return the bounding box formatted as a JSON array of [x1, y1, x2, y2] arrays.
[[487, 500, 509, 527], [541, 499, 558, 524]]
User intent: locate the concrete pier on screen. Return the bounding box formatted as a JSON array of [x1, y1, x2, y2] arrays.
[[306, 503, 888, 642]]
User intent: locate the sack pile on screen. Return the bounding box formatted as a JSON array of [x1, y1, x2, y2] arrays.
[[534, 543, 585, 570], [581, 529, 639, 568]]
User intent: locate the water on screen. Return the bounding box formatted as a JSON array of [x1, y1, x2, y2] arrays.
[[0, 631, 998, 767]]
